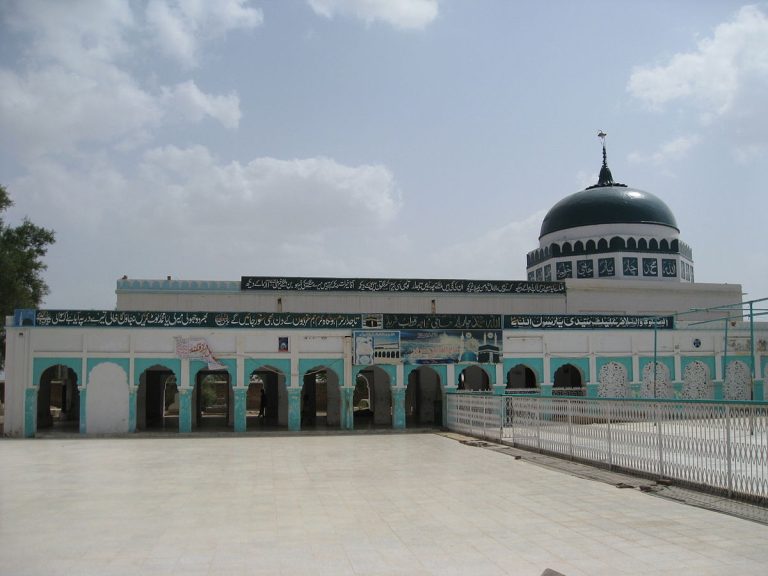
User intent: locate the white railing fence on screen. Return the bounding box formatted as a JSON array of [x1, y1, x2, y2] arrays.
[[446, 393, 768, 501]]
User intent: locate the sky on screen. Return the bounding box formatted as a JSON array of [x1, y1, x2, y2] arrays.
[[1, 0, 766, 310]]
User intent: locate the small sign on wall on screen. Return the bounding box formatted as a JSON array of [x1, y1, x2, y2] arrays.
[[278, 337, 289, 352]]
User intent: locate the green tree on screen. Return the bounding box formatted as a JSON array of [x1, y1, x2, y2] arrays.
[[0, 184, 55, 368]]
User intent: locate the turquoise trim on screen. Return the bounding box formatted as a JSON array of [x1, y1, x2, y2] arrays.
[[190, 358, 237, 384], [392, 388, 405, 429], [288, 388, 301, 431], [540, 383, 553, 397], [586, 383, 599, 398], [245, 358, 290, 377], [179, 388, 192, 433], [299, 358, 345, 388], [596, 356, 633, 382], [713, 382, 724, 401], [550, 357, 590, 383], [456, 363, 497, 386], [353, 364, 395, 385], [403, 364, 447, 387], [79, 389, 87, 434], [128, 389, 137, 433], [116, 279, 241, 292], [33, 357, 82, 387], [87, 358, 130, 381], [134, 358, 181, 385], [24, 388, 37, 437], [681, 356, 716, 380], [639, 356, 675, 381], [233, 388, 247, 432], [503, 358, 544, 385], [755, 379, 765, 402]]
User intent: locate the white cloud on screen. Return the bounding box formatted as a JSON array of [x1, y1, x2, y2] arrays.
[[627, 5, 768, 116], [161, 81, 241, 129], [627, 135, 700, 166], [138, 146, 401, 229], [0, 2, 246, 158], [430, 211, 544, 280], [145, 0, 263, 68], [307, 0, 439, 30], [8, 149, 404, 307]]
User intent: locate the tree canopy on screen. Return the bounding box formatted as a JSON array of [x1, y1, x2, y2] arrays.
[[1, 184, 55, 368]]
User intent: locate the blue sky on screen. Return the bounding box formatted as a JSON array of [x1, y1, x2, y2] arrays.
[[1, 0, 766, 309]]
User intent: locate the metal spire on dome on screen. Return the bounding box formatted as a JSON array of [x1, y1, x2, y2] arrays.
[[587, 130, 626, 189]]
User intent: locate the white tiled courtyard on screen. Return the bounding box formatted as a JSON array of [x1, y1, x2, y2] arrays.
[[1, 433, 767, 576]]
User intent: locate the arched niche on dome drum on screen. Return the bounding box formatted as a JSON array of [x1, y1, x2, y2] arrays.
[[562, 242, 573, 255], [586, 239, 596, 252], [638, 238, 648, 250], [610, 236, 625, 251], [627, 237, 637, 250], [574, 241, 584, 254], [660, 239, 669, 251], [551, 243, 561, 257], [649, 239, 659, 251], [597, 238, 608, 251], [671, 239, 679, 252]]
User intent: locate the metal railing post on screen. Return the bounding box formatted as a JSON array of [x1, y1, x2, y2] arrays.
[[725, 404, 733, 497], [607, 401, 613, 471], [656, 401, 665, 478], [567, 398, 573, 460], [536, 397, 542, 452]]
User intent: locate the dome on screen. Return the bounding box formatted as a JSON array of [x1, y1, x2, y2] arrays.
[[539, 186, 679, 239]]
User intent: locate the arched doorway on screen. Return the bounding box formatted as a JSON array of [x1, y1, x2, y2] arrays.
[[137, 366, 179, 431], [553, 364, 584, 396], [194, 370, 232, 430], [353, 367, 394, 429], [406, 366, 442, 427], [246, 367, 288, 430], [458, 365, 490, 391], [301, 366, 341, 429], [506, 364, 537, 392], [37, 365, 79, 432]]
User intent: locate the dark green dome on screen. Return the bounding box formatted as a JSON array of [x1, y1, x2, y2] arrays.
[[539, 186, 679, 239]]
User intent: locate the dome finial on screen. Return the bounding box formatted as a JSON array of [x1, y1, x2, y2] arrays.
[[587, 130, 626, 189]]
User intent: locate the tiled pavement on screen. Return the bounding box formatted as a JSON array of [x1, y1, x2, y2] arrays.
[[1, 433, 767, 576]]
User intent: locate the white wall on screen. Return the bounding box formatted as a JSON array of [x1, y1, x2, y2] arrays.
[[86, 362, 129, 434]]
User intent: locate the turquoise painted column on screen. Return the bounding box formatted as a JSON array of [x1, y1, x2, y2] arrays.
[[78, 387, 87, 434], [233, 388, 247, 433], [629, 383, 642, 399], [540, 384, 553, 397], [673, 382, 684, 399], [392, 387, 405, 429], [586, 384, 599, 398], [288, 388, 301, 431], [179, 388, 192, 433], [24, 388, 37, 438], [713, 381, 724, 401], [754, 379, 764, 401], [492, 385, 505, 395], [128, 387, 137, 433], [342, 387, 354, 430]]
